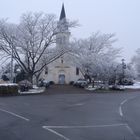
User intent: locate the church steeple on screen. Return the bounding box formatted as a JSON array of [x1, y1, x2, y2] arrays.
[[59, 3, 66, 20], [56, 3, 70, 49]]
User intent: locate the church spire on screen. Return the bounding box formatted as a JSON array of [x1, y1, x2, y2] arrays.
[[59, 3, 66, 20]]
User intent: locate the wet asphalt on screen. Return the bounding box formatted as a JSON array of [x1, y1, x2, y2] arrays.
[[0, 85, 140, 140]]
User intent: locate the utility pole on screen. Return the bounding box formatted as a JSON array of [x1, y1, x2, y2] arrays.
[[10, 45, 13, 83], [121, 59, 126, 85], [10, 36, 14, 83]]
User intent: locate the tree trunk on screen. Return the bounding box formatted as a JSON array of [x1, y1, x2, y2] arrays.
[[35, 74, 41, 86], [92, 80, 94, 88], [26, 73, 33, 84], [104, 80, 109, 90]]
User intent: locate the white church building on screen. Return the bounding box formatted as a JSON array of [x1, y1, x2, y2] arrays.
[[43, 4, 84, 84]]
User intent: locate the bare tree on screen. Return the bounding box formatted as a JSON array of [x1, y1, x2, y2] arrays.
[[0, 12, 76, 83]]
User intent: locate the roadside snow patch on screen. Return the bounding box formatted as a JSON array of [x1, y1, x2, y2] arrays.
[[19, 87, 45, 95]]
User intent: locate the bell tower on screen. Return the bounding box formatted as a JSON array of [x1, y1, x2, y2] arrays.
[[56, 3, 70, 49]]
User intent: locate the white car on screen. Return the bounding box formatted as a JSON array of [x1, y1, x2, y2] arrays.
[[39, 80, 50, 88], [74, 79, 88, 88]]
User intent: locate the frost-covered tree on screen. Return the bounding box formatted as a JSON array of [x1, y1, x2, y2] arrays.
[[132, 49, 140, 80], [67, 32, 121, 86], [111, 61, 135, 85], [122, 63, 135, 84], [0, 12, 76, 83], [0, 63, 11, 81]]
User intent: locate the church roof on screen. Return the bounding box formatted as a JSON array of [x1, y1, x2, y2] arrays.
[[59, 3, 66, 20]]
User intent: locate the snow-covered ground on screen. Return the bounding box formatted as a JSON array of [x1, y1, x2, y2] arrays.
[[124, 82, 140, 89], [0, 83, 18, 86], [85, 85, 97, 91], [19, 86, 45, 95], [86, 82, 140, 91]]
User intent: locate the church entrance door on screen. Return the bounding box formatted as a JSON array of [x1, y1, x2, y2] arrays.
[[59, 74, 65, 84]]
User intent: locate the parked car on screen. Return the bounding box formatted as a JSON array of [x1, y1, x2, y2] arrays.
[[38, 79, 50, 88], [49, 81, 55, 85], [73, 79, 88, 88], [123, 79, 134, 85], [109, 85, 125, 90]]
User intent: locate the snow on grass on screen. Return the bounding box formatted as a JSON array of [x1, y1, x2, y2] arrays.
[[33, 85, 39, 89], [85, 85, 96, 91], [0, 83, 18, 86], [124, 83, 140, 89], [19, 87, 45, 95], [123, 81, 140, 89], [86, 82, 140, 91]]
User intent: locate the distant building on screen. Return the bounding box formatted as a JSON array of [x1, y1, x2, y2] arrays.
[[42, 4, 83, 84]]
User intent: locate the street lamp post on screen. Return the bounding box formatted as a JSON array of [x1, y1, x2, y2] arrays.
[[121, 59, 126, 85], [114, 65, 119, 85]]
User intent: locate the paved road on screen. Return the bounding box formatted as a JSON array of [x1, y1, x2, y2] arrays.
[[0, 85, 140, 140]]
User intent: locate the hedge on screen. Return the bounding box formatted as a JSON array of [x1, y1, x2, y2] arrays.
[[0, 84, 19, 95]]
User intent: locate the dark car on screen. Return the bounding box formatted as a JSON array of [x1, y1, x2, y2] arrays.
[[109, 85, 125, 90], [38, 80, 50, 88], [74, 79, 88, 88]]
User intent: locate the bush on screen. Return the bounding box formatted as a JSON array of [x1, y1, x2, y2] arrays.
[[18, 80, 32, 92], [49, 81, 55, 85], [69, 81, 74, 85], [0, 84, 19, 95], [1, 75, 9, 81]]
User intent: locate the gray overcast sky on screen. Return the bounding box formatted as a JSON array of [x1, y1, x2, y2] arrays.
[[0, 0, 140, 62]]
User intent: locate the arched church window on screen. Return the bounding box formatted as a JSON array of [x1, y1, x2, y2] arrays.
[[61, 57, 63, 63], [76, 67, 79, 75], [45, 67, 48, 75]]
